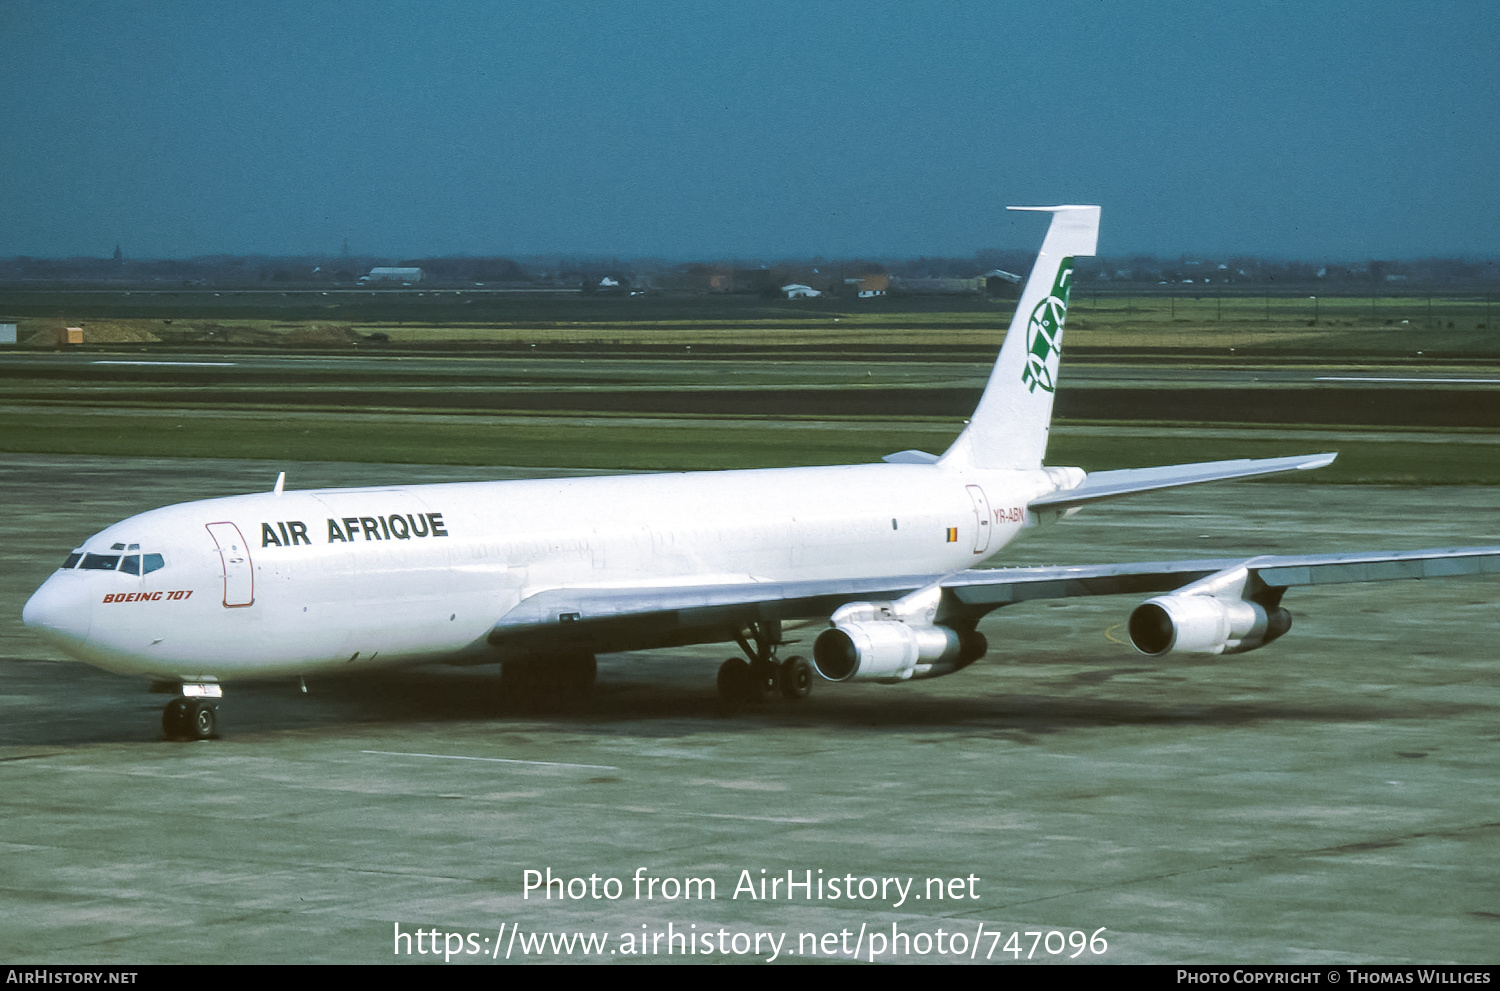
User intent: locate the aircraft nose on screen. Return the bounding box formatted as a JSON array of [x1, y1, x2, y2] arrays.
[[22, 574, 93, 648]]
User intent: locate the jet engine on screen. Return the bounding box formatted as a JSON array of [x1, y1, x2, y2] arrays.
[[812, 590, 987, 682], [1128, 593, 1291, 656], [813, 621, 987, 682]]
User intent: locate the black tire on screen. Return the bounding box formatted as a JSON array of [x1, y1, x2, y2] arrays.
[[554, 654, 596, 709], [161, 698, 193, 740], [188, 701, 218, 740], [563, 654, 597, 699], [716, 657, 760, 706], [500, 659, 536, 701], [502, 655, 596, 711], [779, 656, 814, 700]]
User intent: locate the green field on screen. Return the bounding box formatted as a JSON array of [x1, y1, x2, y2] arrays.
[[5, 290, 1498, 356], [1, 406, 1495, 484], [2, 290, 1496, 484]]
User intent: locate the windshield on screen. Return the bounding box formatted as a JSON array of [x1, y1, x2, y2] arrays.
[[65, 547, 165, 574]]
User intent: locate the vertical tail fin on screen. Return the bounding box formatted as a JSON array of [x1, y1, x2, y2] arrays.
[[939, 205, 1099, 470]]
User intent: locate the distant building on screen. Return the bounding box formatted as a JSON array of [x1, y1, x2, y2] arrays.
[[0, 320, 16, 344], [781, 284, 821, 299], [890, 276, 983, 295], [360, 267, 423, 283], [981, 269, 1022, 297], [592, 275, 632, 294]]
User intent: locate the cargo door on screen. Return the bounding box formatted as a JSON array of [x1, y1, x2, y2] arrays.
[[966, 485, 992, 555], [205, 522, 255, 607]]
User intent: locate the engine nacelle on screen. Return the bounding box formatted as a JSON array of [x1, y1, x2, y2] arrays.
[[813, 621, 987, 682], [1128, 594, 1291, 656]]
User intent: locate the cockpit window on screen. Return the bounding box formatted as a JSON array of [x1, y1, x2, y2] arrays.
[[69, 546, 165, 574]]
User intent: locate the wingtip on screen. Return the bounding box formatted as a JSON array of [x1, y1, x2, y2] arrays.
[[1298, 453, 1339, 470]]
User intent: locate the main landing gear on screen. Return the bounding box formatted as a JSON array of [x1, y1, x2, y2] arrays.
[[500, 653, 596, 710], [717, 620, 813, 708], [159, 684, 222, 741]]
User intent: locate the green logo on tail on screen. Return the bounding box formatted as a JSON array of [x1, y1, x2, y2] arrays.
[[1020, 259, 1074, 394]]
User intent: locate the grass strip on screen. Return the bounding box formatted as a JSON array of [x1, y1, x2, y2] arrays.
[[1, 408, 1496, 484]]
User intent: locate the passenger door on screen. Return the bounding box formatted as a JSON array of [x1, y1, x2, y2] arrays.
[[205, 522, 254, 607], [966, 485, 992, 555]]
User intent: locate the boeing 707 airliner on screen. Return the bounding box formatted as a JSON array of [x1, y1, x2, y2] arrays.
[[23, 206, 1500, 739]]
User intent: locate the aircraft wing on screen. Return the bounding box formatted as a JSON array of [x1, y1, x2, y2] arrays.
[[939, 545, 1500, 607], [1028, 453, 1338, 514], [491, 575, 941, 638], [489, 546, 1500, 649]]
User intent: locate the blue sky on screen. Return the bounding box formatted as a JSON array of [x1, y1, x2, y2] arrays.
[[3, 1, 1497, 260]]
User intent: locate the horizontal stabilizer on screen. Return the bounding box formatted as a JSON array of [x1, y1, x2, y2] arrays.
[[882, 450, 940, 465], [1029, 453, 1337, 513]]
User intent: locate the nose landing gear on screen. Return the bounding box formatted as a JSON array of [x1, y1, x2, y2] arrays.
[[160, 686, 221, 741]]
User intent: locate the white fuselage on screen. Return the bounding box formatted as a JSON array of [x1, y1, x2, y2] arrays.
[[24, 462, 1077, 683], [24, 206, 1105, 693]]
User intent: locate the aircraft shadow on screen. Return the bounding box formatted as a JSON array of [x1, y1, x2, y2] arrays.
[[0, 658, 1481, 746]]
